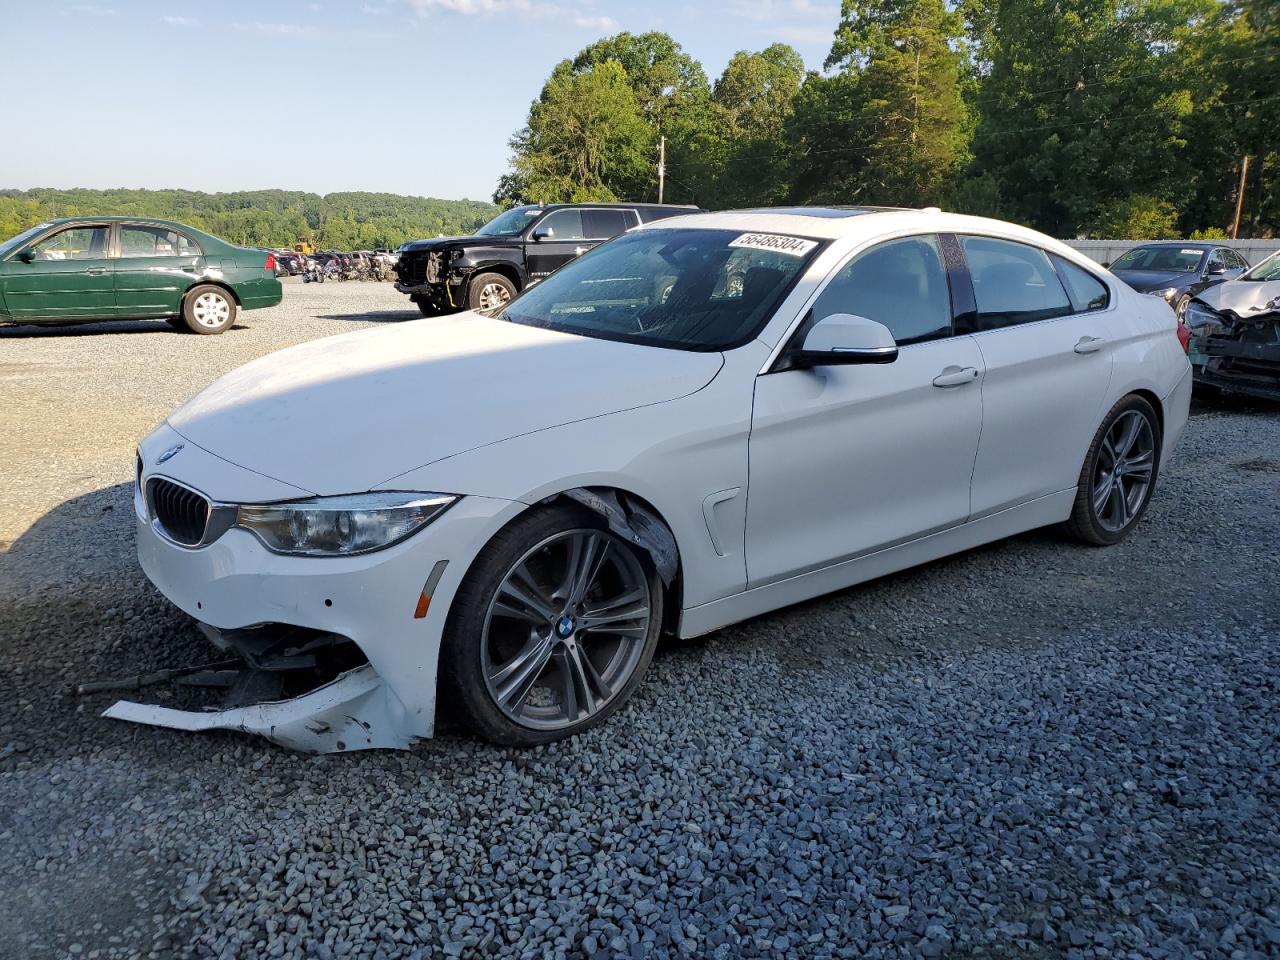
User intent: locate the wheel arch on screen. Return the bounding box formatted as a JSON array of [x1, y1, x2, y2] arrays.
[[1129, 387, 1164, 438], [183, 279, 242, 308]]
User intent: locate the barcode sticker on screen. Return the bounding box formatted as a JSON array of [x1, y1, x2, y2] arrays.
[[729, 233, 819, 257]]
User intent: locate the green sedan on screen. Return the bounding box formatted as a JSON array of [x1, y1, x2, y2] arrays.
[[0, 217, 282, 335]]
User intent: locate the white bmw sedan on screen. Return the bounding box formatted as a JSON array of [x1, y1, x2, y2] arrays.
[[117, 209, 1192, 751]]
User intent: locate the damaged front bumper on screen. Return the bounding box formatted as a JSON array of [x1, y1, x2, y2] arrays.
[[109, 428, 526, 752], [1193, 314, 1280, 401]]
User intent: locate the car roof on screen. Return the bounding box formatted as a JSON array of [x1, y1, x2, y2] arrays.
[[1123, 241, 1216, 249], [638, 207, 1085, 250]]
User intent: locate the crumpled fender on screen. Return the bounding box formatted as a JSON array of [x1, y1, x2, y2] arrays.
[[563, 487, 680, 586]]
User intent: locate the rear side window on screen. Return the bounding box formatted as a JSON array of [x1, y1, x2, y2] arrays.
[[1052, 255, 1110, 312], [120, 225, 202, 258], [961, 236, 1072, 330], [582, 209, 635, 239], [812, 235, 952, 345]]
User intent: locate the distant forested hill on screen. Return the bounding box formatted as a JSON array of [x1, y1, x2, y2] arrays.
[[0, 188, 497, 249]]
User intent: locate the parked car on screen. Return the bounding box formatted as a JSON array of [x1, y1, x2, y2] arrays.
[[1106, 241, 1249, 317], [394, 202, 700, 316], [115, 208, 1191, 752], [1184, 251, 1280, 399], [0, 217, 282, 334]]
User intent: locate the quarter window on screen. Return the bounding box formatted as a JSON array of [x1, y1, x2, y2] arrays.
[[811, 235, 952, 345], [961, 236, 1072, 330], [534, 210, 586, 242], [31, 225, 110, 260], [1052, 255, 1110, 312], [119, 225, 202, 258]]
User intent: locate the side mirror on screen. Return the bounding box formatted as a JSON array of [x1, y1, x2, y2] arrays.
[[531, 227, 553, 242], [790, 313, 898, 368], [16, 248, 36, 263], [1206, 263, 1227, 276]]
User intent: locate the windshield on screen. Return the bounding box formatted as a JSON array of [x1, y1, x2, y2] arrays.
[[1242, 251, 1280, 282], [1110, 246, 1203, 273], [501, 227, 821, 351], [0, 222, 53, 258], [475, 206, 543, 237]]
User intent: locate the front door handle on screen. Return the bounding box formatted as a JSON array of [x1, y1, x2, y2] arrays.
[[86, 267, 108, 276], [1074, 336, 1106, 354], [932, 365, 979, 388]]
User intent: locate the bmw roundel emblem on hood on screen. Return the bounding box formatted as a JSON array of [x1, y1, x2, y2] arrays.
[[157, 443, 185, 464]]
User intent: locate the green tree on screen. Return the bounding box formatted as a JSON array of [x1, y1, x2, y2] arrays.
[[788, 0, 969, 207], [506, 59, 653, 203]]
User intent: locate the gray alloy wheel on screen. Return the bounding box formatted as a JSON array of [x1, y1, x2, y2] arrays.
[[1175, 294, 1191, 319], [467, 271, 516, 313], [1090, 409, 1156, 532], [480, 528, 652, 731], [476, 281, 512, 311]]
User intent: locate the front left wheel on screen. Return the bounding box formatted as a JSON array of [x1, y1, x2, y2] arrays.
[[182, 285, 236, 335], [440, 504, 662, 746]]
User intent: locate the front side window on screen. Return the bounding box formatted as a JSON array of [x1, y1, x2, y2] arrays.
[[31, 225, 111, 260], [502, 227, 820, 351], [1052, 255, 1110, 313], [0, 222, 53, 258], [1242, 252, 1280, 282], [119, 225, 201, 258], [962, 236, 1072, 330], [535, 209, 586, 242], [1111, 246, 1203, 273], [1208, 249, 1227, 273], [811, 235, 952, 345]]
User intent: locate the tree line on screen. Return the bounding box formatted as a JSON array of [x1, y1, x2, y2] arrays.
[[0, 189, 496, 250], [497, 0, 1278, 239]]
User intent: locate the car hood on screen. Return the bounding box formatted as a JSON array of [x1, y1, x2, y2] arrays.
[[399, 235, 520, 253], [1109, 268, 1193, 293], [1194, 277, 1280, 315], [166, 314, 724, 497]]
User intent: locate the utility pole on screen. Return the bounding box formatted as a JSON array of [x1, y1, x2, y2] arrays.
[[657, 136, 666, 204], [1231, 154, 1250, 240]]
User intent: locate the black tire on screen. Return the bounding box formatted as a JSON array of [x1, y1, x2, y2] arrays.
[[1065, 394, 1162, 545], [181, 284, 237, 335], [466, 271, 517, 313], [415, 299, 440, 318], [440, 503, 663, 746], [1175, 293, 1191, 319]]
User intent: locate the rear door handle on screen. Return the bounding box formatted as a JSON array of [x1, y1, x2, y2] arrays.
[[932, 365, 979, 388], [1074, 336, 1106, 354], [87, 267, 108, 276]]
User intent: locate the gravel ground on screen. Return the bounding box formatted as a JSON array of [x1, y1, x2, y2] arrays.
[[0, 281, 1277, 959]]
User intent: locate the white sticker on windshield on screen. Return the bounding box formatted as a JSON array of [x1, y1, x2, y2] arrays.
[[729, 233, 818, 257], [1181, 248, 1201, 255]]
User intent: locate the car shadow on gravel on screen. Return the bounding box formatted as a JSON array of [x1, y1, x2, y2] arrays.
[[0, 321, 250, 338], [317, 310, 422, 324]]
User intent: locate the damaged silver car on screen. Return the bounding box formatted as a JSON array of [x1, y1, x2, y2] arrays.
[[1185, 251, 1280, 401]]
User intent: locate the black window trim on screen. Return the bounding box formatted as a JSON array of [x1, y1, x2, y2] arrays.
[[951, 232, 1114, 335]]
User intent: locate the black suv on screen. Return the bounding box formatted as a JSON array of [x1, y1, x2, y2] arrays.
[[394, 202, 699, 316]]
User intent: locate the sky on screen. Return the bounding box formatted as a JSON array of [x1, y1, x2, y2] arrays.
[[0, 0, 840, 202]]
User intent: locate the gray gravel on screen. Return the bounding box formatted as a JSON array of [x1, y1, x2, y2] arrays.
[[1, 282, 1278, 959]]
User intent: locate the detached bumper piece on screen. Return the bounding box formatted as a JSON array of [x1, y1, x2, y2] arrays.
[[96, 624, 415, 753]]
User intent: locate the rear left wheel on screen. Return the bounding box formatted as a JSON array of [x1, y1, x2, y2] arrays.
[[1065, 395, 1161, 545], [182, 285, 236, 335], [440, 504, 662, 746]]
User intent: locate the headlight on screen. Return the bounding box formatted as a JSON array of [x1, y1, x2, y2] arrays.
[[1151, 287, 1180, 303], [1184, 300, 1221, 330], [235, 492, 457, 557]]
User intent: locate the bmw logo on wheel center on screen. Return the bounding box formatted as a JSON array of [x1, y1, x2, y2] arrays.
[[556, 616, 575, 639]]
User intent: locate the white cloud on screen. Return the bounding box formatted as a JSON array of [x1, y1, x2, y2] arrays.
[[247, 22, 320, 36], [407, 0, 613, 29], [729, 0, 836, 22], [161, 15, 199, 27], [573, 13, 617, 30], [67, 4, 117, 15]]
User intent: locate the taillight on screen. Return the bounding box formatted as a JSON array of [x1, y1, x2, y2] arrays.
[[264, 253, 276, 272], [1176, 318, 1191, 354]]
